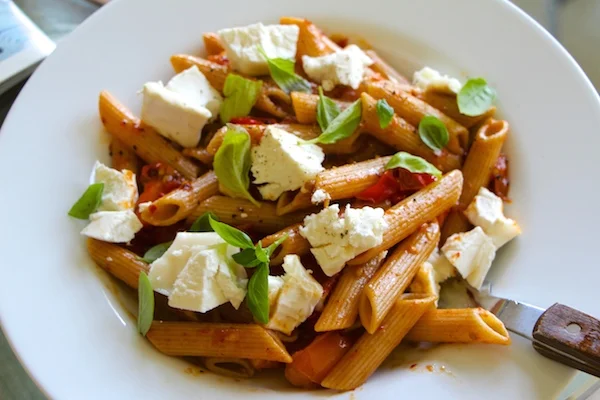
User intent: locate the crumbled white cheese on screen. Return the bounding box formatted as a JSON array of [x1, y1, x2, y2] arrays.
[[141, 66, 223, 148], [464, 187, 521, 249], [311, 189, 331, 205], [81, 210, 142, 243], [267, 275, 285, 310], [251, 126, 325, 201], [441, 227, 496, 290], [413, 66, 463, 94], [299, 204, 388, 276], [266, 255, 323, 334], [427, 248, 456, 283], [218, 23, 299, 76], [91, 161, 138, 211], [302, 45, 373, 90]]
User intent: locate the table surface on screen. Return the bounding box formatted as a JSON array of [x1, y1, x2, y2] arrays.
[[0, 1, 599, 399]]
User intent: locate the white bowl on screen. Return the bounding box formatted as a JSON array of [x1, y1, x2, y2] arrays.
[[1, 0, 599, 398]]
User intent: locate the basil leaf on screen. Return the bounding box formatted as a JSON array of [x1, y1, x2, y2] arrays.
[[220, 74, 263, 123], [264, 233, 289, 257], [142, 241, 173, 263], [376, 99, 394, 129], [418, 115, 449, 152], [213, 127, 259, 205], [457, 78, 496, 117], [306, 99, 362, 145], [316, 87, 340, 131], [254, 244, 269, 264], [258, 47, 311, 94], [189, 212, 218, 232], [385, 151, 442, 179], [247, 263, 269, 324], [137, 271, 154, 336], [209, 216, 254, 249], [232, 248, 259, 266], [68, 183, 104, 219]]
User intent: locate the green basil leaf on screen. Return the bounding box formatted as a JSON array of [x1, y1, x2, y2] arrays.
[[457, 77, 496, 117], [247, 262, 269, 324], [306, 99, 362, 145], [232, 248, 259, 267], [189, 212, 218, 232], [209, 216, 254, 249], [213, 127, 259, 206], [220, 74, 263, 123], [385, 151, 442, 179], [376, 99, 394, 129], [254, 244, 269, 264], [68, 183, 104, 219], [258, 47, 311, 94], [142, 241, 173, 263], [137, 271, 154, 336], [316, 86, 340, 131], [418, 115, 449, 152], [264, 233, 289, 257]]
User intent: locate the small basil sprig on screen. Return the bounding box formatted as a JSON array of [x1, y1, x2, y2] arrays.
[[258, 47, 311, 94], [213, 127, 259, 206], [418, 115, 449, 153], [385, 151, 442, 179], [143, 241, 173, 263], [305, 99, 362, 145], [208, 216, 288, 324], [316, 87, 340, 131], [220, 74, 263, 123], [457, 78, 496, 117], [68, 183, 104, 219], [137, 271, 154, 336], [189, 211, 218, 232], [376, 99, 394, 129]]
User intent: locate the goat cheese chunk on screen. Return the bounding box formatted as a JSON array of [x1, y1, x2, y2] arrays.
[[148, 232, 247, 312], [91, 161, 138, 211], [251, 126, 325, 201], [441, 227, 496, 290], [81, 210, 142, 243], [141, 65, 223, 148], [302, 45, 373, 90], [413, 66, 462, 94], [218, 23, 299, 76], [300, 204, 388, 276], [464, 187, 521, 249], [311, 189, 331, 205], [266, 255, 323, 334]]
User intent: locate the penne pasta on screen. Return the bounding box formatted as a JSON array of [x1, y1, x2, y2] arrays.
[[416, 90, 496, 129], [405, 308, 510, 345], [186, 195, 307, 234], [321, 294, 436, 390], [87, 238, 149, 289], [147, 321, 293, 362], [275, 183, 315, 216], [359, 222, 439, 333], [441, 119, 509, 243], [204, 357, 256, 379], [349, 170, 463, 265], [260, 223, 311, 265], [364, 50, 411, 86], [98, 91, 201, 180], [291, 92, 351, 124], [202, 32, 225, 55], [365, 80, 469, 154], [315, 252, 386, 332], [280, 17, 338, 59], [139, 171, 219, 226], [409, 262, 439, 300], [316, 156, 388, 200], [109, 138, 140, 174]]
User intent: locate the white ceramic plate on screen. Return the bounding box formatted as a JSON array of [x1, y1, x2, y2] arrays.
[[1, 0, 599, 398]]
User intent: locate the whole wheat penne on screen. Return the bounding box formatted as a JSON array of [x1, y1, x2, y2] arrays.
[[203, 33, 225, 55], [260, 223, 311, 265], [360, 93, 462, 171], [186, 195, 306, 233], [140, 171, 219, 226], [364, 50, 411, 85], [98, 91, 200, 180], [316, 156, 389, 200], [416, 90, 496, 129], [409, 262, 439, 301], [315, 251, 387, 332], [360, 222, 439, 333], [291, 92, 351, 124], [366, 80, 468, 154], [441, 119, 508, 243], [405, 308, 510, 345], [349, 170, 463, 266], [280, 17, 337, 59], [249, 359, 282, 370], [321, 294, 436, 390], [87, 238, 149, 289], [276, 184, 315, 216], [109, 138, 140, 174], [204, 357, 255, 378], [147, 321, 292, 362]]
